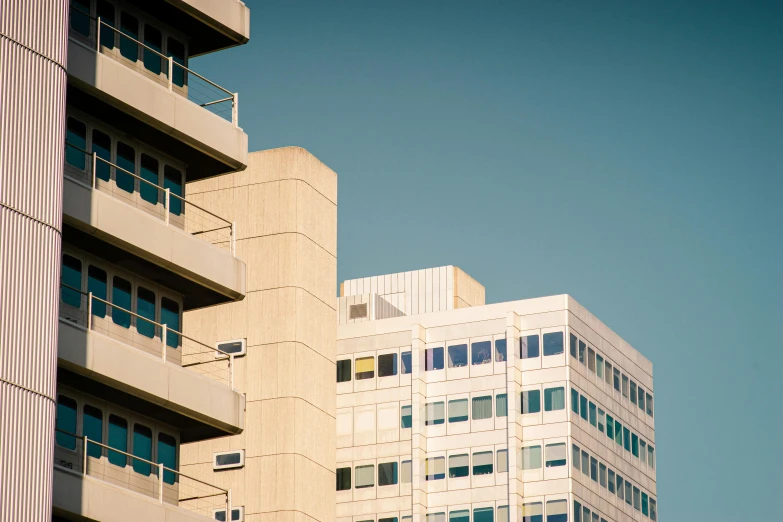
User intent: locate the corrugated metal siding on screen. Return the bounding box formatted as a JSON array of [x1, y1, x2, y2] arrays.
[[0, 1, 67, 520]]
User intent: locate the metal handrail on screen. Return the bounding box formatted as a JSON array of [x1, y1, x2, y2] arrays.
[[69, 4, 237, 122], [54, 428, 230, 511], [65, 143, 235, 244], [60, 282, 235, 387]]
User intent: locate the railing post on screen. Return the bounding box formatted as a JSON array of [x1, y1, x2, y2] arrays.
[[83, 436, 88, 475], [227, 489, 232, 522], [161, 324, 167, 362], [159, 463, 164, 503], [91, 152, 97, 188], [96, 16, 101, 51], [165, 188, 170, 225], [231, 221, 236, 256], [87, 291, 93, 330], [232, 92, 238, 127], [229, 354, 234, 390], [168, 56, 173, 91]]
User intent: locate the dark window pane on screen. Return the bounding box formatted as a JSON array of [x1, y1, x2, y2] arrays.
[[56, 395, 77, 450], [120, 12, 139, 61], [590, 457, 597, 481], [70, 0, 90, 36], [578, 340, 585, 364], [116, 142, 135, 193], [167, 37, 185, 87], [632, 433, 639, 457], [61, 254, 82, 307], [614, 420, 623, 446], [378, 462, 398, 486], [161, 297, 180, 348], [132, 424, 153, 476], [474, 507, 493, 522], [378, 353, 397, 377], [495, 339, 507, 362], [91, 129, 111, 181], [623, 427, 631, 451], [111, 276, 131, 328], [471, 341, 492, 365], [400, 405, 412, 429], [66, 117, 87, 169], [401, 351, 412, 374], [425, 347, 444, 370], [608, 469, 616, 493], [143, 25, 162, 74], [97, 1, 115, 49], [613, 368, 621, 391], [589, 402, 597, 426], [140, 154, 159, 204], [336, 360, 351, 382], [520, 335, 539, 359], [215, 453, 241, 466], [336, 467, 351, 490], [569, 333, 577, 358], [108, 414, 128, 467], [579, 395, 588, 421], [606, 414, 614, 440], [571, 388, 579, 414], [522, 390, 541, 414], [630, 380, 637, 404], [217, 341, 243, 355], [157, 432, 177, 484], [83, 405, 103, 458], [544, 387, 565, 411], [163, 166, 183, 215], [543, 332, 563, 356], [136, 286, 156, 338], [448, 344, 467, 367]]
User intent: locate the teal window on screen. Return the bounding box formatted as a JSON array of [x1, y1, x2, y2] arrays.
[[132, 424, 153, 476], [597, 408, 605, 433], [543, 331, 563, 356], [580, 451, 588, 477], [569, 333, 578, 358], [546, 500, 567, 522], [522, 502, 542, 522], [425, 347, 444, 370], [520, 445, 541, 470], [632, 433, 639, 457], [108, 414, 128, 467], [495, 338, 507, 362], [606, 414, 614, 440], [572, 444, 580, 471], [622, 374, 629, 398], [336, 467, 351, 490], [571, 388, 579, 414], [91, 130, 111, 182], [545, 443, 566, 467], [630, 380, 637, 404], [378, 353, 397, 377], [449, 454, 469, 478], [646, 393, 654, 417], [167, 37, 185, 87], [140, 154, 159, 204], [633, 486, 641, 511], [136, 286, 156, 338], [520, 334, 539, 359], [61, 254, 82, 307], [157, 432, 177, 484], [97, 0, 115, 49], [448, 399, 468, 423], [599, 462, 607, 488], [143, 24, 163, 75], [625, 481, 632, 506], [472, 395, 492, 420], [614, 420, 623, 446], [70, 0, 90, 36], [336, 360, 351, 383], [544, 387, 565, 411], [590, 456, 597, 481], [161, 297, 180, 348], [425, 401, 444, 425], [450, 510, 470, 522], [472, 451, 493, 475], [579, 395, 588, 421], [66, 117, 86, 169], [642, 492, 649, 516], [623, 427, 631, 451], [496, 393, 507, 417], [115, 141, 135, 193], [589, 401, 597, 427], [608, 469, 616, 493], [474, 507, 493, 522], [638, 386, 646, 411], [401, 351, 412, 374], [596, 354, 604, 379], [573, 501, 581, 522], [471, 340, 492, 365], [650, 499, 657, 521], [55, 395, 77, 450], [400, 405, 412, 428], [83, 405, 103, 458], [616, 475, 624, 500], [648, 446, 655, 469], [582, 507, 590, 522], [578, 340, 586, 364], [163, 166, 183, 215], [522, 390, 540, 414], [378, 462, 397, 486], [119, 12, 139, 61], [111, 276, 132, 328], [448, 344, 468, 367], [613, 368, 621, 392]]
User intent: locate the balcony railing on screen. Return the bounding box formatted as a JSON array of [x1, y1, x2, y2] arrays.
[[54, 428, 231, 519], [60, 283, 235, 388], [69, 5, 238, 125], [65, 143, 236, 256]]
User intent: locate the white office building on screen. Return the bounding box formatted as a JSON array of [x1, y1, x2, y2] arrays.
[[336, 267, 658, 522]]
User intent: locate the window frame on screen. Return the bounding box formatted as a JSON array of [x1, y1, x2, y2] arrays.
[[213, 449, 245, 471]]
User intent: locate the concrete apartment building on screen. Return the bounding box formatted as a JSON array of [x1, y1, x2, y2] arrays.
[[335, 268, 658, 522], [1, 0, 261, 520]]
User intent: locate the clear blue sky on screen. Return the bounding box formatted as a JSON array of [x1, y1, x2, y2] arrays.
[[194, 1, 782, 519]]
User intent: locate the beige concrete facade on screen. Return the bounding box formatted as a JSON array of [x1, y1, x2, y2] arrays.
[[181, 147, 339, 522]]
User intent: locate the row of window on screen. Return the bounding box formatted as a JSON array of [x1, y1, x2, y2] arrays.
[[70, 0, 187, 85], [55, 393, 178, 483], [418, 392, 512, 426], [572, 444, 657, 520], [569, 499, 609, 522], [570, 387, 655, 469], [66, 115, 185, 214], [61, 253, 182, 348], [569, 333, 653, 419]]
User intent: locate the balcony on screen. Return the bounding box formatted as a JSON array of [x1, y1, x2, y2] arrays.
[[67, 7, 248, 177], [63, 144, 246, 307], [54, 429, 231, 522], [59, 283, 244, 437]]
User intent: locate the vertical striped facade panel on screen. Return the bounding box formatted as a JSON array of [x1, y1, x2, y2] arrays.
[[0, 1, 67, 520]]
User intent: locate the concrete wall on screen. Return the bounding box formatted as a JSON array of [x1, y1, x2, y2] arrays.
[[0, 1, 68, 520], [181, 147, 338, 522]]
